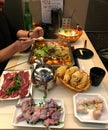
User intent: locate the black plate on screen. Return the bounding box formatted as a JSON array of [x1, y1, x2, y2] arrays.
[[73, 48, 94, 59]]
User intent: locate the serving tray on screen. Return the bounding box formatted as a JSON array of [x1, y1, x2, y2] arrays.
[[73, 93, 108, 124], [12, 98, 65, 128], [28, 39, 75, 68]]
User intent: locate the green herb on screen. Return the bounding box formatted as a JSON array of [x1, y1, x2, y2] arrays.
[[5, 73, 22, 95], [43, 95, 46, 102], [56, 105, 62, 110], [56, 121, 64, 126], [47, 127, 52, 130], [27, 119, 44, 125], [39, 101, 44, 107]]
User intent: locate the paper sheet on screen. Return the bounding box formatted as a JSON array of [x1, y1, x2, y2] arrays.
[[41, 0, 63, 23]]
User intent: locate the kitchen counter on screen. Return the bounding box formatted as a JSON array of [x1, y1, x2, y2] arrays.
[[0, 31, 108, 130]]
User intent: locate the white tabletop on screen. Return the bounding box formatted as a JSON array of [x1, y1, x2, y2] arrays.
[[0, 31, 108, 130]]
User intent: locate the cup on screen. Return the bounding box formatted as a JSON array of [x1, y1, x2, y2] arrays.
[[90, 67, 106, 86]]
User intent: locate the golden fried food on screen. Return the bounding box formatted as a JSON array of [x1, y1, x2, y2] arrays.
[[55, 65, 68, 78], [55, 65, 91, 92], [71, 70, 83, 82], [63, 73, 71, 83], [67, 66, 79, 75]]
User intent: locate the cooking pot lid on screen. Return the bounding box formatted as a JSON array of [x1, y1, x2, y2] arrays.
[[32, 64, 54, 82]]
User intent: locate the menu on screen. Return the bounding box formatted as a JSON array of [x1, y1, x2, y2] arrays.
[[41, 0, 63, 23]]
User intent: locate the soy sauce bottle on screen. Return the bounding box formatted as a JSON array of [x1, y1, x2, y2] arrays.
[[24, 1, 32, 31]]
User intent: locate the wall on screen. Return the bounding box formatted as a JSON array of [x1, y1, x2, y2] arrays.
[[85, 0, 108, 31], [22, 0, 89, 29], [63, 0, 89, 28]]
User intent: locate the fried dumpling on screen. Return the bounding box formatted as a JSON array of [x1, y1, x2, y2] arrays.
[[77, 72, 88, 89], [68, 66, 79, 75], [63, 73, 70, 83], [70, 78, 78, 87], [55, 65, 68, 78], [71, 70, 82, 82]]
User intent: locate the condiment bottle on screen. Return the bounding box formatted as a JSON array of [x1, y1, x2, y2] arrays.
[[24, 1, 32, 31]]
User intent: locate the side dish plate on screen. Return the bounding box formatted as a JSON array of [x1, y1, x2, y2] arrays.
[[0, 70, 32, 100], [12, 98, 65, 128], [73, 93, 108, 124]]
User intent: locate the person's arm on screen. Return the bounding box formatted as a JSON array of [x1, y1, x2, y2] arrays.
[[0, 26, 43, 62], [0, 41, 19, 62], [16, 26, 44, 38], [0, 39, 34, 62]]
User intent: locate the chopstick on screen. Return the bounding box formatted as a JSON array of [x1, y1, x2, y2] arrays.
[[18, 37, 44, 42], [84, 40, 87, 48], [5, 61, 27, 70]]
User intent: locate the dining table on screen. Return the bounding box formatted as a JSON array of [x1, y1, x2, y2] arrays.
[[0, 31, 108, 130]]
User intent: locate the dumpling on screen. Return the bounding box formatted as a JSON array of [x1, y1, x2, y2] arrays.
[[70, 78, 78, 87], [94, 97, 103, 104], [93, 109, 102, 120], [77, 72, 88, 89], [76, 104, 88, 114], [63, 73, 70, 83], [77, 98, 88, 105], [95, 103, 104, 112], [55, 65, 68, 77], [68, 66, 79, 75], [71, 70, 82, 82]]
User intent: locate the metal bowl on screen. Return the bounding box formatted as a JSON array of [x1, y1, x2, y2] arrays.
[[57, 26, 83, 43]]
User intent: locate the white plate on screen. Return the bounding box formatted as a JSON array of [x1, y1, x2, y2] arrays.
[[0, 70, 32, 100], [12, 98, 65, 128], [73, 93, 108, 124]]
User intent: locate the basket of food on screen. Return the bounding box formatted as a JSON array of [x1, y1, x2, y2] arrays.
[[55, 65, 91, 92], [57, 26, 83, 43]]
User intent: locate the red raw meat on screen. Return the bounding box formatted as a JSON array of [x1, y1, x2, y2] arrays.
[[0, 71, 30, 99]]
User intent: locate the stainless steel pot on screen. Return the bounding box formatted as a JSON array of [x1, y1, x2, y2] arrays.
[[32, 60, 55, 97]]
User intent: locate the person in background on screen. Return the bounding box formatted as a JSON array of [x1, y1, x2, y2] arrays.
[[0, 0, 44, 75]]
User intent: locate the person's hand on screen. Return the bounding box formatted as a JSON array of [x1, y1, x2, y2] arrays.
[[15, 38, 34, 52], [30, 26, 44, 38]]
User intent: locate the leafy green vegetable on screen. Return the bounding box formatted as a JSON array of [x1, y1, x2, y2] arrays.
[[5, 74, 22, 95], [33, 44, 60, 58], [56, 105, 62, 110]]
